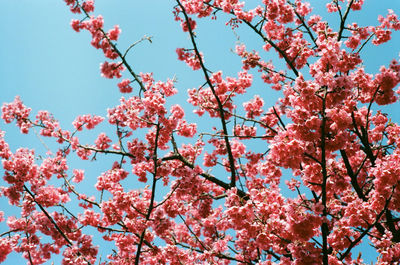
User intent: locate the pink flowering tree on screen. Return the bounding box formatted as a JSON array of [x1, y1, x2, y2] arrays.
[[1, 0, 400, 264]]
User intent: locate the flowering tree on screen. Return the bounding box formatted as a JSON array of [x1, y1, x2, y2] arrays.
[[1, 0, 400, 264]]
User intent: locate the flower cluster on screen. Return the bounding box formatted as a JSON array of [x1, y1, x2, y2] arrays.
[[188, 71, 253, 118], [1, 96, 32, 133], [72, 114, 104, 130], [176, 48, 203, 70]]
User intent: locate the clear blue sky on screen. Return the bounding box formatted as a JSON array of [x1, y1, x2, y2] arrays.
[[0, 1, 399, 264]]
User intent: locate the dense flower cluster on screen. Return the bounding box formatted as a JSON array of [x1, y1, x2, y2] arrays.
[[1, 96, 32, 134], [176, 48, 203, 70]]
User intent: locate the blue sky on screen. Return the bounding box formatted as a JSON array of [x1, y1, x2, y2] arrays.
[[0, 0, 399, 264]]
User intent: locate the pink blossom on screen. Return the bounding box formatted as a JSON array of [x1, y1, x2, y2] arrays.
[[107, 25, 121, 41], [372, 27, 392, 45], [78, 210, 101, 227], [285, 178, 300, 191], [180, 17, 197, 32], [117, 79, 133, 93], [295, 0, 312, 17], [234, 125, 257, 138], [0, 238, 13, 263], [72, 114, 104, 130], [1, 96, 32, 134], [176, 120, 197, 137], [176, 48, 202, 70], [243, 95, 264, 118], [76, 147, 92, 160], [100, 61, 125, 79], [326, 2, 339, 13], [154, 79, 177, 97], [35, 110, 60, 137], [70, 19, 81, 32], [81, 0, 95, 13], [72, 169, 85, 183], [94, 133, 112, 150], [35, 185, 64, 207], [0, 130, 11, 159], [170, 104, 185, 120]]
